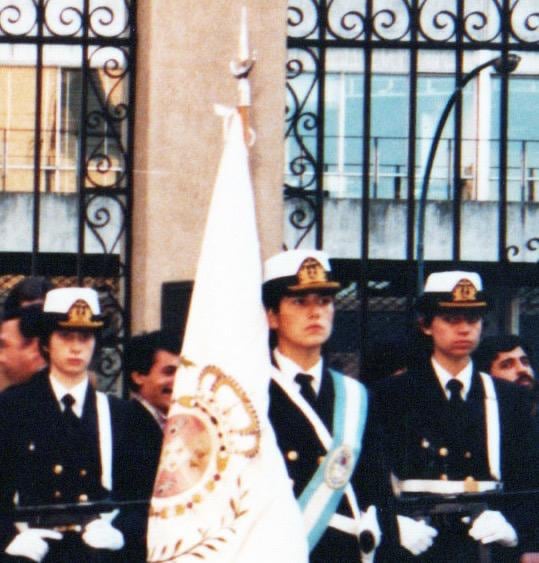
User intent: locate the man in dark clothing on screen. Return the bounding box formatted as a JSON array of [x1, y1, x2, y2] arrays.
[[125, 329, 181, 433], [0, 277, 53, 389], [474, 335, 537, 418], [373, 271, 539, 562], [125, 329, 181, 491], [0, 287, 159, 562]]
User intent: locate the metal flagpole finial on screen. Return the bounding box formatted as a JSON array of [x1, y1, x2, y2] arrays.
[[230, 6, 256, 145]]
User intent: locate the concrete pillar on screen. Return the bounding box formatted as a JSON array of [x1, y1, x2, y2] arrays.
[[132, 1, 287, 331]]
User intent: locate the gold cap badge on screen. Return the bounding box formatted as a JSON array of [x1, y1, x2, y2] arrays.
[[288, 257, 340, 292], [58, 299, 103, 329], [439, 278, 487, 308]]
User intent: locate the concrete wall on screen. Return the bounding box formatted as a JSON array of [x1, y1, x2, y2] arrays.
[[0, 193, 121, 253], [132, 1, 288, 331], [284, 199, 539, 262], [2, 193, 536, 263]]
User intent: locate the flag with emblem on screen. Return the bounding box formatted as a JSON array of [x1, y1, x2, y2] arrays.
[[146, 90, 308, 561]]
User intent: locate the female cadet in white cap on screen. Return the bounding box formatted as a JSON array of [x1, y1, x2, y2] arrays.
[[373, 271, 539, 561], [263, 249, 403, 562], [0, 287, 159, 562]]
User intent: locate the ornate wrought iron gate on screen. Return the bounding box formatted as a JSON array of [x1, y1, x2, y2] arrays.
[[285, 0, 539, 378], [0, 1, 136, 394]]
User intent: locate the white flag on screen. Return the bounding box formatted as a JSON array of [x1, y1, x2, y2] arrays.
[[147, 108, 308, 563]]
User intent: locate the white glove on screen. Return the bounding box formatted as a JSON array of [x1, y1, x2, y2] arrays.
[[468, 510, 518, 547], [5, 528, 63, 562], [397, 514, 438, 556], [82, 518, 125, 551], [358, 505, 382, 563]]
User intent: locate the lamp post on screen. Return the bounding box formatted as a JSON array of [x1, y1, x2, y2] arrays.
[[415, 53, 521, 294]]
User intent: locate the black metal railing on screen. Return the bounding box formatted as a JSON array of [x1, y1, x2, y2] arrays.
[[287, 134, 539, 201], [286, 0, 539, 368]]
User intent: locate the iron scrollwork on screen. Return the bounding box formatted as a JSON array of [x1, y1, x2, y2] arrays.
[[285, 46, 322, 247], [288, 0, 320, 40], [506, 238, 539, 261], [95, 282, 126, 393], [85, 46, 129, 190], [0, 2, 36, 37], [80, 39, 131, 389], [0, 1, 132, 38], [84, 194, 126, 255], [287, 1, 539, 45]]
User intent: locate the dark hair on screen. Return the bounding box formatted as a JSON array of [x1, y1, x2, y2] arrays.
[[473, 334, 532, 373], [125, 330, 182, 391], [262, 279, 296, 312], [3, 277, 54, 321], [38, 328, 101, 364], [262, 281, 338, 312], [418, 309, 485, 330]]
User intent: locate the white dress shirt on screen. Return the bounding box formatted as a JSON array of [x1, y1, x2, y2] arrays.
[[273, 348, 323, 396], [49, 375, 89, 418], [431, 357, 474, 401]]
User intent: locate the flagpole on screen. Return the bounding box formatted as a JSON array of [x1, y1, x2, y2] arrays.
[[230, 6, 256, 145], [146, 9, 309, 560]]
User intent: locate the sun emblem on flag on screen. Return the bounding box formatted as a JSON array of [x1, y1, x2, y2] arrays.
[[151, 364, 260, 513]]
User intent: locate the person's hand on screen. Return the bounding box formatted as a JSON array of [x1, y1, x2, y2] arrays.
[[468, 510, 518, 547], [82, 518, 125, 551], [357, 505, 382, 562], [397, 514, 438, 555], [5, 528, 62, 562]]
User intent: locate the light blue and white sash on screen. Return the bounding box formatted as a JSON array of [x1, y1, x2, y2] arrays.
[[272, 368, 369, 550]]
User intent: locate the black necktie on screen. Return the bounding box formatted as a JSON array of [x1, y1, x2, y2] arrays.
[[61, 393, 80, 428], [445, 379, 470, 466], [446, 379, 464, 408], [295, 373, 317, 408], [446, 379, 467, 434]]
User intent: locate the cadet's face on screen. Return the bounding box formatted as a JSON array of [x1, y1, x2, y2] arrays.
[[422, 313, 482, 362], [489, 346, 535, 388], [48, 330, 95, 380], [132, 349, 179, 414], [0, 319, 39, 384], [267, 293, 335, 356]]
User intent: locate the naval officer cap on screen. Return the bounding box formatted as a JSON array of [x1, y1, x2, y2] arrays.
[[416, 271, 489, 315], [262, 249, 340, 308], [42, 287, 104, 332]]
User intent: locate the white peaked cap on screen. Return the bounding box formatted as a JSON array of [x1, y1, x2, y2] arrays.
[[424, 271, 483, 293], [263, 249, 332, 283], [44, 287, 101, 316]]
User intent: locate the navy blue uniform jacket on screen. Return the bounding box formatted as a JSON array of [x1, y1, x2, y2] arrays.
[[373, 364, 539, 562], [269, 366, 399, 562], [0, 370, 161, 562]]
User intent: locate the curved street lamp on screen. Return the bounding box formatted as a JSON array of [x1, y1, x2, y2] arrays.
[[415, 53, 521, 294]]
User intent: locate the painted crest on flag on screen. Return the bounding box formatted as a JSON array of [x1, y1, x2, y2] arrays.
[[153, 363, 260, 507]]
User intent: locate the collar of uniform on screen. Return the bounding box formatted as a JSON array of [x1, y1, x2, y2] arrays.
[[431, 356, 473, 400], [132, 393, 167, 431], [49, 374, 89, 418], [273, 347, 323, 395]]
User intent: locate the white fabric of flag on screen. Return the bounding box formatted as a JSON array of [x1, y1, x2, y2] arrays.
[[147, 108, 308, 563]]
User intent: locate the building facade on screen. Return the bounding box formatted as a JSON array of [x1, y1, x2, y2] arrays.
[[0, 1, 536, 390]]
